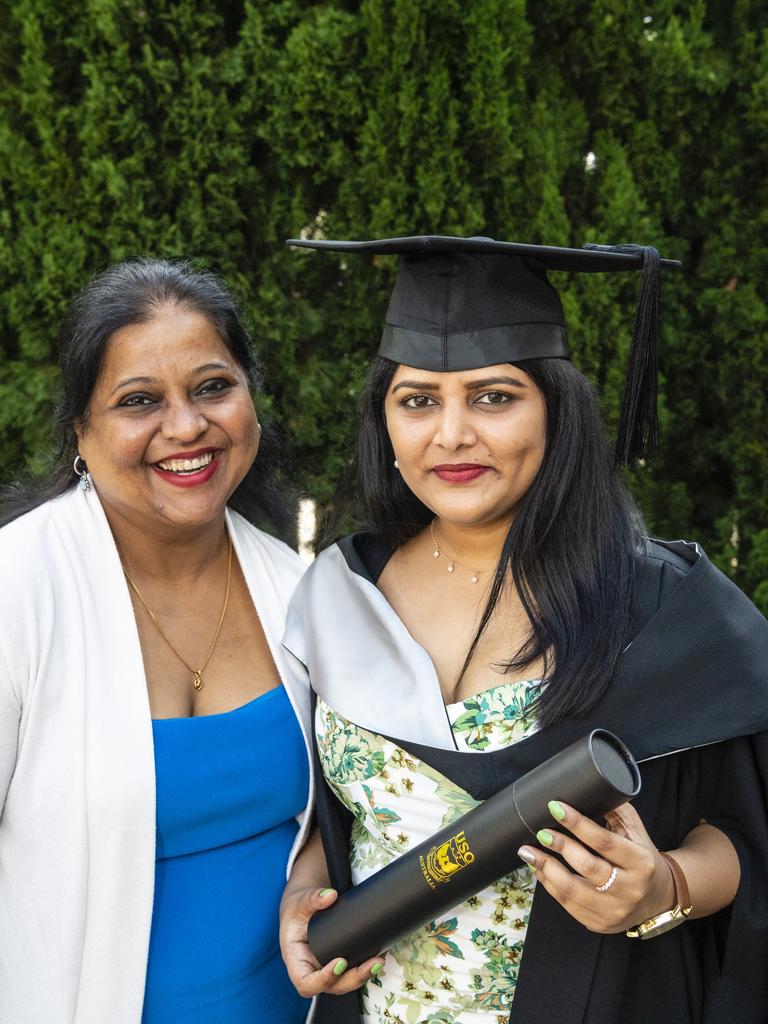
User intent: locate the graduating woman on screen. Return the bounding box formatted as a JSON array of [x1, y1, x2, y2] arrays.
[[279, 236, 768, 1024]]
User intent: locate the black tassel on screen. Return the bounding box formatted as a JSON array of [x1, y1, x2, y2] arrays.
[[584, 242, 661, 466]]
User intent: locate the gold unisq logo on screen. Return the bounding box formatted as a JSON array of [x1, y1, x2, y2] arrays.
[[419, 830, 475, 890]]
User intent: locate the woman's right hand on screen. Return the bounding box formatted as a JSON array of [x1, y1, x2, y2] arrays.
[[279, 884, 385, 997]]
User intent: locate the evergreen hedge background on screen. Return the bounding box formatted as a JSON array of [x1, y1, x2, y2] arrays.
[[1, 1, 766, 608]]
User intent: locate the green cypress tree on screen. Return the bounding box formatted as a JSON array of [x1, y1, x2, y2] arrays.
[[0, 0, 765, 603]]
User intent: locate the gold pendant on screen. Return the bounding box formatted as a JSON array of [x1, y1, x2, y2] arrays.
[[193, 670, 204, 691]]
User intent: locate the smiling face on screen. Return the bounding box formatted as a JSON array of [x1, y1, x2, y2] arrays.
[[75, 304, 260, 537], [383, 362, 547, 529]]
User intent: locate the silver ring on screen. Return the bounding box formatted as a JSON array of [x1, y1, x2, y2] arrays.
[[595, 865, 618, 893]]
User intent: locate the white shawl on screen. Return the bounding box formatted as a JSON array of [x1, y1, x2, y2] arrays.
[[0, 486, 313, 1024]]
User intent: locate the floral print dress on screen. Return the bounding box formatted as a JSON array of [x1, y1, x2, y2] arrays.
[[315, 678, 543, 1024]]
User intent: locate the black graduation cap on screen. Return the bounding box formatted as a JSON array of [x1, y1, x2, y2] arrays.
[[287, 234, 682, 465]]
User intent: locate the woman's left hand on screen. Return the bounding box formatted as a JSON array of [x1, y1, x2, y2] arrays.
[[518, 801, 676, 934]]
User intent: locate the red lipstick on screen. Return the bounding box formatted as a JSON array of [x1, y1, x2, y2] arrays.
[[150, 448, 221, 488], [432, 463, 490, 484], [152, 460, 220, 488]]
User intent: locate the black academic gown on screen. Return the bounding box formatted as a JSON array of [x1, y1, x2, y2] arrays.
[[283, 535, 768, 1024]]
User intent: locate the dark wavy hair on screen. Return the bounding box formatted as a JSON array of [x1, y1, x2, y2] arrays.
[[358, 356, 641, 728], [0, 258, 292, 536]]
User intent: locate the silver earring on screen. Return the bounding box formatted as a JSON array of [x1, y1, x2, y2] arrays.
[[257, 422, 262, 434], [393, 459, 400, 470], [73, 454, 90, 492]]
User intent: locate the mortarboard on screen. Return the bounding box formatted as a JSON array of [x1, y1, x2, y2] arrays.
[[287, 235, 681, 465]]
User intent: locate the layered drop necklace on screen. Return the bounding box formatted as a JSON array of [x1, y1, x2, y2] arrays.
[[429, 519, 484, 585], [123, 535, 233, 691]]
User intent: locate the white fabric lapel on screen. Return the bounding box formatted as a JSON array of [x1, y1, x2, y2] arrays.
[[226, 510, 314, 870], [284, 544, 456, 751], [52, 485, 156, 1023]]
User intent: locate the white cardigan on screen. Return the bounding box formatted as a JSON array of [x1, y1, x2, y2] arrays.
[[0, 486, 314, 1024]]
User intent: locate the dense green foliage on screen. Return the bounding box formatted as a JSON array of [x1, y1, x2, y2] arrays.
[[1, 1, 766, 606]]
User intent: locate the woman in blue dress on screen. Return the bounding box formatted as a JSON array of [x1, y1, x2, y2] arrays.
[[0, 260, 312, 1023]]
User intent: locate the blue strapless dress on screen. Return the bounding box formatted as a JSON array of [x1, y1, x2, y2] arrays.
[[142, 686, 310, 1024]]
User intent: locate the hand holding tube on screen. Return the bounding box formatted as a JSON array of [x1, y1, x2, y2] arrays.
[[309, 730, 641, 966]]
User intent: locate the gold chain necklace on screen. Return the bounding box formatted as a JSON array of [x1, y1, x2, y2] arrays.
[[123, 536, 233, 691], [429, 519, 482, 585]]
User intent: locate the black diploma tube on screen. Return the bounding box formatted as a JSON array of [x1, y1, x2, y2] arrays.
[[308, 729, 641, 967]]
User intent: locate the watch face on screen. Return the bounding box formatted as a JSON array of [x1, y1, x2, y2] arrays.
[[639, 908, 687, 939]]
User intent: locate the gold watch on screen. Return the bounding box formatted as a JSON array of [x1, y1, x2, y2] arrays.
[[626, 852, 692, 940]]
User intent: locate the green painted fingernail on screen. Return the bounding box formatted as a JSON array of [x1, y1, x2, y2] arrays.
[[548, 800, 566, 821], [370, 962, 384, 975], [319, 888, 332, 897], [333, 959, 348, 977], [537, 829, 554, 846]]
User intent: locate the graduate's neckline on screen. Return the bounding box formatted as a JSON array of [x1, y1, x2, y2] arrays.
[[444, 677, 543, 709]]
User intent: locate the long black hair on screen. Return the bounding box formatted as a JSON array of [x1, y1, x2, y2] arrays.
[[358, 356, 641, 728], [0, 258, 292, 536]]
